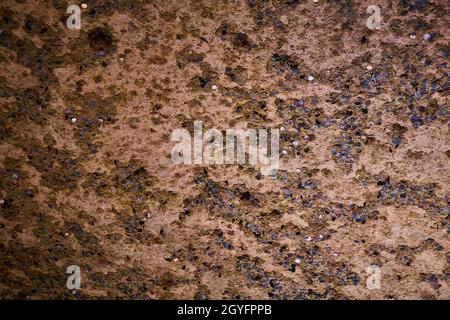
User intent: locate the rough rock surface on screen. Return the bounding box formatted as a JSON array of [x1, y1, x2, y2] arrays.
[[0, 0, 448, 299]]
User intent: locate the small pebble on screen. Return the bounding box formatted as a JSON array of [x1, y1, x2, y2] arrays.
[[292, 140, 299, 147], [307, 75, 314, 81], [0, 199, 4, 206], [64, 232, 69, 237], [71, 117, 77, 123], [280, 126, 285, 131], [293, 99, 304, 108], [81, 3, 88, 9], [305, 236, 312, 241], [366, 65, 373, 70], [212, 85, 218, 90], [409, 34, 416, 39], [319, 234, 323, 239], [294, 258, 301, 264], [423, 33, 431, 41], [119, 57, 124, 62], [282, 150, 287, 155], [173, 258, 178, 262]]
